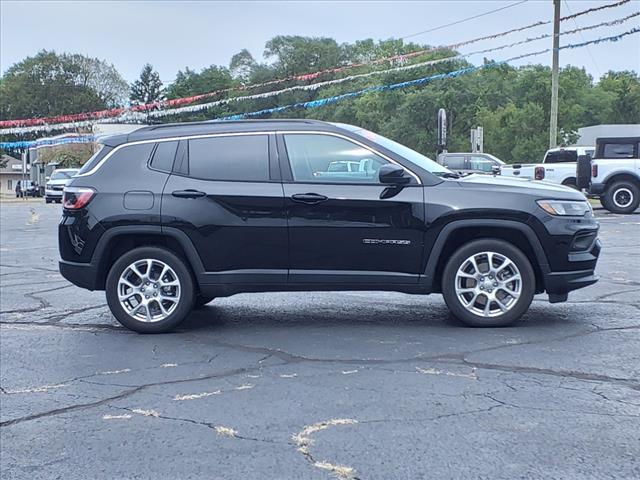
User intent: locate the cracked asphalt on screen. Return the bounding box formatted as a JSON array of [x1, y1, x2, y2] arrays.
[[1, 201, 639, 480]]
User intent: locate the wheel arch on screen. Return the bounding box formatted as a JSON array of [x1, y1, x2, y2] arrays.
[[423, 219, 548, 293], [603, 172, 640, 190], [93, 226, 204, 290]]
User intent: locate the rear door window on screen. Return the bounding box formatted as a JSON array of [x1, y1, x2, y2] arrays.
[[187, 135, 269, 182]]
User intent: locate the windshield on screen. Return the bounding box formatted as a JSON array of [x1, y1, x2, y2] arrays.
[[333, 123, 452, 175], [51, 170, 78, 180]]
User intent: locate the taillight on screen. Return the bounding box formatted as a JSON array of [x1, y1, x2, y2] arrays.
[[63, 187, 95, 210], [592, 164, 598, 178], [534, 166, 545, 180]]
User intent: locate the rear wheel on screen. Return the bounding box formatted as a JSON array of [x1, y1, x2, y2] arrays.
[[442, 239, 535, 327], [602, 180, 640, 214], [106, 247, 194, 333], [561, 178, 578, 190]]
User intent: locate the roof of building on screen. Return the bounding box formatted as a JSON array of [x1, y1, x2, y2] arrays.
[[0, 154, 24, 174]]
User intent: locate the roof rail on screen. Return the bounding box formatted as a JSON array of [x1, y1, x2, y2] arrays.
[[139, 118, 325, 132]]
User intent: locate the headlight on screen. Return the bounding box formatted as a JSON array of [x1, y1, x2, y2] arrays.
[[537, 200, 592, 216]]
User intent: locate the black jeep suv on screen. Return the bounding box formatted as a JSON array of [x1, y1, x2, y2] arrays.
[[59, 120, 600, 333]]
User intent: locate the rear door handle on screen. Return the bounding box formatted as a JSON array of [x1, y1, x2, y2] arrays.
[[291, 193, 328, 204], [172, 189, 206, 198]]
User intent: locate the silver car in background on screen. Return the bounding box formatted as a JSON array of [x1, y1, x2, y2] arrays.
[[45, 168, 79, 203]]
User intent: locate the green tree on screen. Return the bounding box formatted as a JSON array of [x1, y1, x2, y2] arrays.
[[264, 36, 343, 76], [130, 64, 163, 105], [164, 65, 234, 99], [0, 50, 128, 120], [597, 71, 640, 123], [229, 49, 258, 83]]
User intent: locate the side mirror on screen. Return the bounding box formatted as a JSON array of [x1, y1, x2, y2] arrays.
[[491, 165, 501, 176], [379, 164, 411, 185]]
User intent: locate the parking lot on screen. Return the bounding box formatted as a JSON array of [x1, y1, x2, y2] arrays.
[[1, 200, 639, 479]]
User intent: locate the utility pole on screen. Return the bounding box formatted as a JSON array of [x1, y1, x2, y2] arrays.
[[549, 0, 561, 148]]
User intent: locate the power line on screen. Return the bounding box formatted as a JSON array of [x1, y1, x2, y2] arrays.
[[400, 0, 529, 40], [1, 0, 633, 130], [563, 0, 602, 78]]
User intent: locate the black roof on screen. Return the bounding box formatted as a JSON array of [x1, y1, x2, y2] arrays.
[[100, 119, 340, 147]]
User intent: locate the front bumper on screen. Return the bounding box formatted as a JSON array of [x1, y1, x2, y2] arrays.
[[544, 269, 599, 295], [46, 189, 63, 199], [541, 234, 601, 301]]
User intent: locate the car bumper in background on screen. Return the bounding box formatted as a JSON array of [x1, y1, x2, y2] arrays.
[[46, 189, 63, 198], [589, 182, 605, 195]]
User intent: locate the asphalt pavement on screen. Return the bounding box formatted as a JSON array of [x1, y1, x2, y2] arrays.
[[1, 201, 639, 480]]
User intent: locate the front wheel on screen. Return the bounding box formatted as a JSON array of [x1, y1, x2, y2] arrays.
[[602, 180, 640, 214], [106, 247, 194, 333], [442, 239, 535, 327]]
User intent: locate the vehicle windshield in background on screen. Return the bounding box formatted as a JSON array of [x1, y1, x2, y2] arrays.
[[333, 123, 452, 175], [51, 170, 78, 180]]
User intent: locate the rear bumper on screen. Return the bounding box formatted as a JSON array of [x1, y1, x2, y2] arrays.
[[589, 182, 605, 195], [59, 260, 98, 290]]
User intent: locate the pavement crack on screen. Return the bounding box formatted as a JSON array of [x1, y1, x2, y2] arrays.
[[1, 363, 284, 428]]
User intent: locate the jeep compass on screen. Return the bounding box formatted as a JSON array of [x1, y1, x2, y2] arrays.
[[59, 120, 600, 333]]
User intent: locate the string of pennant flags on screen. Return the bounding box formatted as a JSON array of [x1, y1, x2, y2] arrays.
[[2, 26, 637, 151], [0, 0, 632, 134]]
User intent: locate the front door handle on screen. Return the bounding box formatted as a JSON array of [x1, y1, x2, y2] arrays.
[[172, 189, 206, 198], [291, 193, 328, 204]]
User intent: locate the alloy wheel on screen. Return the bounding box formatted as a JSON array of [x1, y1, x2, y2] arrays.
[[454, 251, 522, 318], [117, 259, 181, 322]]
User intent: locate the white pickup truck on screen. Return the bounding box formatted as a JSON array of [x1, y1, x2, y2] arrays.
[[582, 136, 640, 214], [501, 146, 594, 188]]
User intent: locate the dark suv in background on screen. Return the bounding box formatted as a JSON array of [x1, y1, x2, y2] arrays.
[[59, 120, 600, 333]]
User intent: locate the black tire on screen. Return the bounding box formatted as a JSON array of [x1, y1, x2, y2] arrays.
[[105, 246, 194, 333], [602, 180, 640, 214], [561, 178, 578, 190], [45, 198, 51, 204], [442, 239, 536, 327], [194, 294, 215, 309]]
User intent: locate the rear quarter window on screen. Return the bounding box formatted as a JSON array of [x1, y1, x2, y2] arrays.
[[77, 144, 111, 175], [150, 141, 178, 172], [603, 143, 634, 158]]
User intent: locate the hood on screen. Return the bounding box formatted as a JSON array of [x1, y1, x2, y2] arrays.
[[456, 174, 586, 200], [47, 178, 73, 186]]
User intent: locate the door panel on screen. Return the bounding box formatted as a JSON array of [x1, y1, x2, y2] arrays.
[[160, 133, 287, 284], [162, 176, 287, 282], [283, 183, 425, 283]]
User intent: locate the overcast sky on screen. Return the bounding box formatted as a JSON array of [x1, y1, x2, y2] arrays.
[[1, 0, 639, 84]]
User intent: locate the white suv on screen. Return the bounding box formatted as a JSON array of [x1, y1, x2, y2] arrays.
[[587, 137, 640, 214]]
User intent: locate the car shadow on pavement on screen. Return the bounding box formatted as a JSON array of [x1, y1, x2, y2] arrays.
[[175, 299, 571, 334]]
